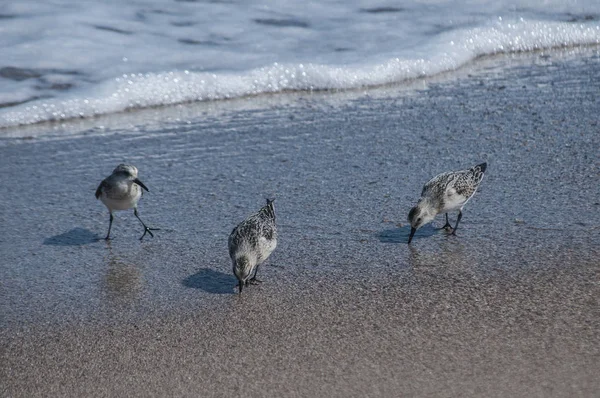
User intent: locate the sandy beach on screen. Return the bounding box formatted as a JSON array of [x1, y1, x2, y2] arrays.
[[1, 48, 599, 397]]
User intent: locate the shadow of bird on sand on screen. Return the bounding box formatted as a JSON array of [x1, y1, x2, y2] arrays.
[[44, 227, 102, 246], [182, 268, 237, 295], [377, 224, 436, 244]]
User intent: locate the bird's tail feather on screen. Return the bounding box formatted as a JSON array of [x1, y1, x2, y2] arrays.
[[471, 162, 487, 183]]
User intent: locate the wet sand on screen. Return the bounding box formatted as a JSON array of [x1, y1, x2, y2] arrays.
[[1, 48, 599, 397]]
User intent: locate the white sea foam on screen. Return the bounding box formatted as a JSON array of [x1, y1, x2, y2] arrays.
[[0, 0, 599, 128]]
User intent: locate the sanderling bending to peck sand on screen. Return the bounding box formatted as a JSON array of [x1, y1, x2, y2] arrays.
[[408, 162, 487, 244], [95, 164, 159, 240], [228, 199, 278, 293]]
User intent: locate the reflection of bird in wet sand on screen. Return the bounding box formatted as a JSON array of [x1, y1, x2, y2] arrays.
[[408, 163, 487, 244], [95, 164, 159, 240], [408, 240, 467, 268], [228, 199, 277, 293], [104, 253, 142, 302]]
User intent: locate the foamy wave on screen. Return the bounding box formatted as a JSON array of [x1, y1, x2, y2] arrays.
[[1, 20, 598, 128]]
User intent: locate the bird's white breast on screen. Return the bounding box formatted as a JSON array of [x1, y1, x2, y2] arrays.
[[101, 182, 141, 211], [442, 187, 468, 212], [258, 236, 277, 262]]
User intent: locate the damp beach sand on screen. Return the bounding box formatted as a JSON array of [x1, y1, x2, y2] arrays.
[[1, 49, 599, 397]]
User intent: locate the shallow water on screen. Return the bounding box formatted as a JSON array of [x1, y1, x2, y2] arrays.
[[1, 48, 598, 329]]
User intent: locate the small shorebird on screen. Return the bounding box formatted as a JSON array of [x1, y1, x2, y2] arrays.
[[408, 162, 487, 244], [95, 164, 159, 240], [228, 199, 277, 293]]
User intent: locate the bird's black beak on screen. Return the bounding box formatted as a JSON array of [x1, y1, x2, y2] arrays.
[[133, 178, 149, 192], [238, 281, 243, 294], [408, 227, 416, 244]]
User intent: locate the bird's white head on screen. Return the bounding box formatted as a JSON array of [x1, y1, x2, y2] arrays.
[[233, 255, 255, 293], [407, 199, 436, 243], [407, 200, 436, 230], [112, 164, 139, 178]]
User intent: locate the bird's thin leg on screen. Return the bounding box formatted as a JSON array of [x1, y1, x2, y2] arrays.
[[134, 208, 160, 240], [438, 213, 453, 231], [451, 211, 463, 236], [105, 213, 114, 240], [249, 265, 262, 284]]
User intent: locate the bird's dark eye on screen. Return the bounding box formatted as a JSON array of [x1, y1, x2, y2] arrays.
[[417, 218, 422, 224]]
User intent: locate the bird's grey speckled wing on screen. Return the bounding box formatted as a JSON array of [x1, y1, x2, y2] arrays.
[[256, 202, 277, 239], [95, 178, 108, 199], [229, 201, 277, 258], [228, 218, 260, 256], [421, 171, 456, 204], [452, 163, 487, 198]]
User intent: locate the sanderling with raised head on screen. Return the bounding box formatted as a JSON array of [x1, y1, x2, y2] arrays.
[[407, 162, 487, 244], [95, 164, 159, 240], [228, 198, 277, 293]]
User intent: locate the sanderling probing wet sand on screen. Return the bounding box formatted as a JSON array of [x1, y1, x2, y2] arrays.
[[408, 162, 487, 244], [228, 199, 277, 293], [95, 164, 159, 240]]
